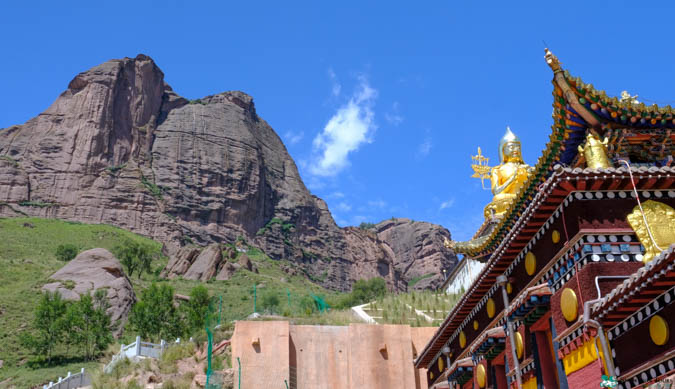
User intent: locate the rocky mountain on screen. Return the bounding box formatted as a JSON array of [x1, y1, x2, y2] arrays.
[[0, 54, 457, 291]]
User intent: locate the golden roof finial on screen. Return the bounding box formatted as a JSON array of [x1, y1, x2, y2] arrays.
[[620, 90, 640, 105], [544, 48, 561, 72]]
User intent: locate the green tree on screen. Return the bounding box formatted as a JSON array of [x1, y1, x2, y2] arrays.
[[20, 291, 68, 364], [65, 289, 114, 360], [129, 283, 184, 341], [184, 285, 210, 332], [113, 240, 155, 278], [55, 243, 78, 261]]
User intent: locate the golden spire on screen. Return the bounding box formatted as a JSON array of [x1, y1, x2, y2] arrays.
[[545, 48, 561, 72]]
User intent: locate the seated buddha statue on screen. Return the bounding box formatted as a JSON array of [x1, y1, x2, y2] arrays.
[[483, 127, 533, 219]]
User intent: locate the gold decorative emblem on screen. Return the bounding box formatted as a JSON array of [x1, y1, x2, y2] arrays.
[[626, 200, 675, 264], [476, 364, 487, 388], [552, 230, 561, 244], [525, 252, 537, 276], [459, 331, 467, 348], [515, 331, 523, 359], [578, 132, 612, 169], [561, 288, 578, 322], [487, 298, 496, 318], [649, 315, 669, 346], [471, 147, 491, 189], [506, 282, 513, 294], [473, 320, 479, 330], [438, 356, 444, 371]]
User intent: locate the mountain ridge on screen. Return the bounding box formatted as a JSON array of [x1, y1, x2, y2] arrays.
[[0, 54, 457, 291]]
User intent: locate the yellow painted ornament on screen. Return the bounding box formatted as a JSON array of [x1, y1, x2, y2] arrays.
[[525, 252, 537, 276], [552, 230, 561, 243], [649, 315, 669, 346], [459, 331, 467, 348], [506, 282, 513, 294], [487, 298, 496, 318], [438, 356, 444, 371], [515, 331, 523, 359], [561, 288, 578, 322], [476, 364, 487, 388], [473, 320, 479, 330]]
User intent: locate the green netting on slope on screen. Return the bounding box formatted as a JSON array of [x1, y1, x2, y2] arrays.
[[205, 296, 223, 389]]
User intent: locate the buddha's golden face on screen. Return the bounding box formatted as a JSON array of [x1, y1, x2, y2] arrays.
[[502, 142, 522, 162]]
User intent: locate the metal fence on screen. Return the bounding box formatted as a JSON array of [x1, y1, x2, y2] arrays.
[[42, 367, 91, 389]]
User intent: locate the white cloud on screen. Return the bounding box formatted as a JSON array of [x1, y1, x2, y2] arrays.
[[328, 68, 341, 97], [368, 199, 387, 208], [335, 202, 352, 212], [384, 102, 403, 126], [417, 137, 432, 157], [440, 198, 455, 210], [328, 191, 345, 199], [284, 130, 304, 145], [309, 76, 378, 177]]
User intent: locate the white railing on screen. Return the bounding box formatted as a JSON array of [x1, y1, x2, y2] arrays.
[[104, 336, 181, 373], [43, 367, 91, 389]]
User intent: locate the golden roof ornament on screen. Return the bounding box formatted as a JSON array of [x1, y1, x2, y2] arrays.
[[544, 48, 561, 72], [578, 132, 612, 169], [626, 200, 675, 264], [620, 90, 640, 105], [471, 147, 491, 189]]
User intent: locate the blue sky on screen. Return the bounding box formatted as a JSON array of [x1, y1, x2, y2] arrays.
[[2, 1, 675, 241]]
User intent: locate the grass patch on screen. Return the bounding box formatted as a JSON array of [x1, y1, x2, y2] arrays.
[[140, 175, 163, 199], [0, 155, 19, 167], [18, 201, 57, 208], [407, 272, 436, 287], [106, 164, 127, 174]]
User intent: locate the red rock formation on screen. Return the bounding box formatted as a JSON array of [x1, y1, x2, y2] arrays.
[[0, 55, 457, 291]]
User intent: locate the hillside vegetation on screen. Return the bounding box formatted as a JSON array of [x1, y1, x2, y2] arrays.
[[0, 217, 344, 388]]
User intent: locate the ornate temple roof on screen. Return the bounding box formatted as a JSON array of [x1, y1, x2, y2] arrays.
[[416, 49, 675, 370], [453, 49, 674, 259]]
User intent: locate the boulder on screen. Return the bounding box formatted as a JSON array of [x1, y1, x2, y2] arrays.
[[216, 262, 238, 281], [237, 253, 258, 273], [42, 248, 136, 335], [183, 244, 223, 281], [161, 246, 200, 279]]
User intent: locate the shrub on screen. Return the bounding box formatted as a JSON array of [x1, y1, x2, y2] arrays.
[[20, 291, 68, 364], [113, 239, 155, 278], [261, 292, 280, 312], [184, 285, 210, 332], [55, 243, 79, 261], [128, 283, 184, 341], [358, 222, 376, 230]]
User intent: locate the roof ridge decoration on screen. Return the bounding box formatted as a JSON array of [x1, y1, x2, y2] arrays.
[[450, 48, 674, 258]]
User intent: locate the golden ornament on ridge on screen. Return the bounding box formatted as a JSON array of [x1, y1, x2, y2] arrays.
[[578, 131, 612, 169], [626, 200, 675, 264]]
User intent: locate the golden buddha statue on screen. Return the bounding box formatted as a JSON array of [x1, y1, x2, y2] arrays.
[[483, 127, 533, 219]]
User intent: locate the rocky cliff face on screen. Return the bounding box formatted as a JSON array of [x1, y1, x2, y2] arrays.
[[0, 55, 457, 291]]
